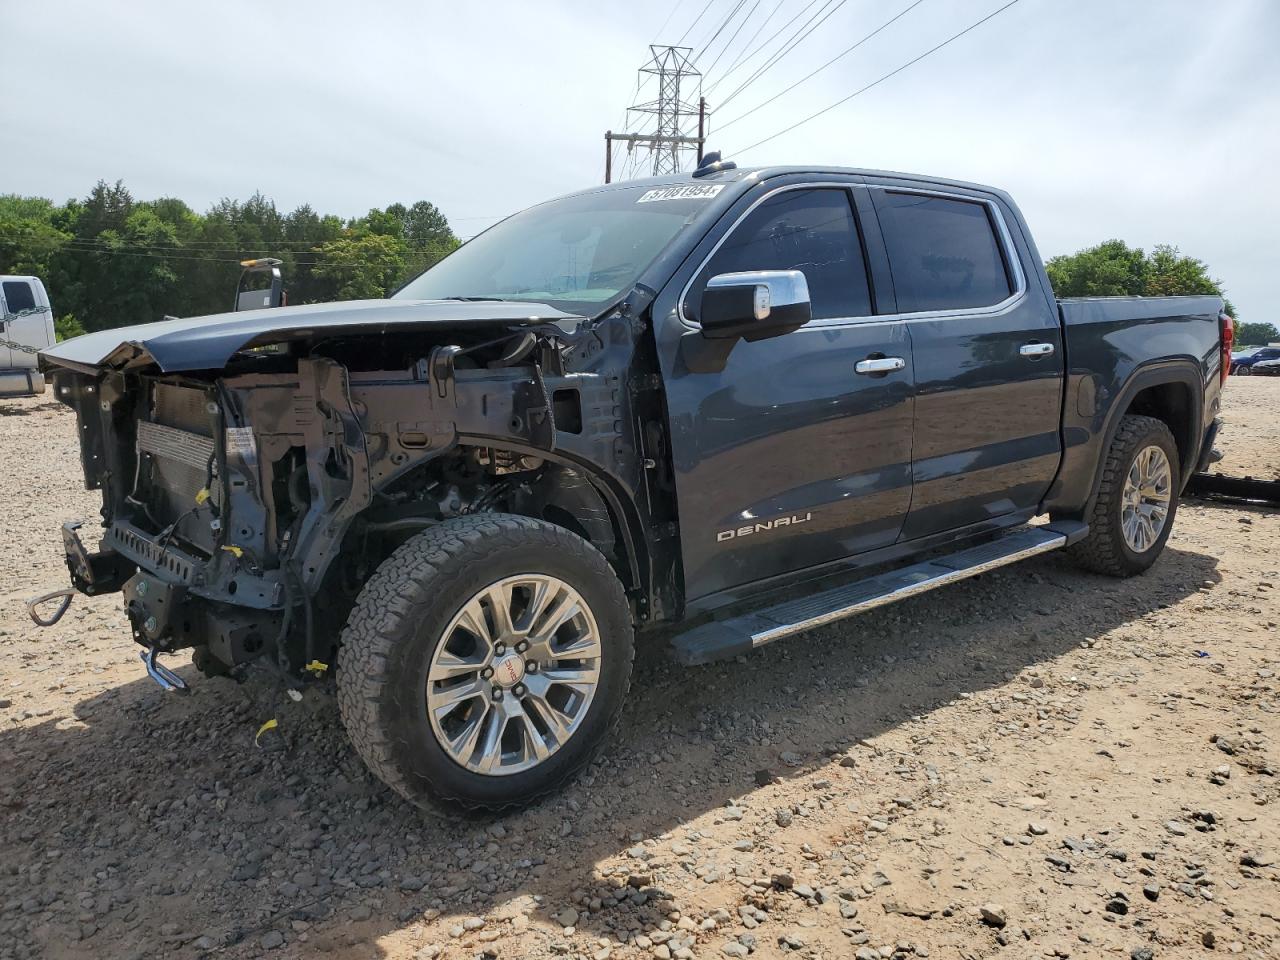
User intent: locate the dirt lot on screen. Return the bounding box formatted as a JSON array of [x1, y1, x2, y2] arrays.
[[1, 379, 1277, 960]]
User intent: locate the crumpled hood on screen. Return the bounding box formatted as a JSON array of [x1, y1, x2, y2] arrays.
[[39, 298, 581, 374]]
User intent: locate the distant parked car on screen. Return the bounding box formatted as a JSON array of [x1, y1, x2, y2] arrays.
[[1251, 357, 1280, 376], [1232, 346, 1280, 374]]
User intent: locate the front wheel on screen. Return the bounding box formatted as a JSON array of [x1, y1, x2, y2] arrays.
[[336, 514, 634, 813], [1067, 415, 1181, 577]]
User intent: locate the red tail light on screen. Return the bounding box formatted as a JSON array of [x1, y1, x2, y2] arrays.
[[1220, 310, 1234, 385]]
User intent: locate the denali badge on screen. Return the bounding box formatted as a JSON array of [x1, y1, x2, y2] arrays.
[[717, 512, 812, 542]]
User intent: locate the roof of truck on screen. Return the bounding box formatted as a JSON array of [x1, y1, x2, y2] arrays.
[[589, 164, 1010, 200]]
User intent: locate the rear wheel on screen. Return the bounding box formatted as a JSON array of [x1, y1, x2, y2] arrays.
[[336, 514, 634, 813], [1068, 415, 1180, 577]]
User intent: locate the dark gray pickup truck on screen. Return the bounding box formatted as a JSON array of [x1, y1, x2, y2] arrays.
[[38, 161, 1229, 812]]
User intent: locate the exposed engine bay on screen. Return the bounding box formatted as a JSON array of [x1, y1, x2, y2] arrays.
[[50, 307, 677, 681]]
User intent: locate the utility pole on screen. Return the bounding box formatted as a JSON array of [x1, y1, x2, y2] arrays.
[[604, 45, 706, 183], [697, 96, 707, 165]]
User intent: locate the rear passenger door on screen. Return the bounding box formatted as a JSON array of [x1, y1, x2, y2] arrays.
[[868, 187, 1064, 540]]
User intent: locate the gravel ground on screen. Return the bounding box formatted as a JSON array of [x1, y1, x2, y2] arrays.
[[1, 378, 1277, 960]]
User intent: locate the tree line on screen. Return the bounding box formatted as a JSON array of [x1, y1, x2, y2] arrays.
[[4, 183, 1272, 347], [1046, 239, 1273, 344], [0, 180, 462, 339]]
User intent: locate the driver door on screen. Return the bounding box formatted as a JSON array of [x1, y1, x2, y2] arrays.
[[1, 279, 51, 363], [655, 184, 916, 606]]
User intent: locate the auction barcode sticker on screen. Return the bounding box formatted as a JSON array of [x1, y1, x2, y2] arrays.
[[636, 184, 726, 203]]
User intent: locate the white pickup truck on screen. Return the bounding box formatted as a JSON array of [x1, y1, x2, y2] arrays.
[[0, 276, 55, 397]]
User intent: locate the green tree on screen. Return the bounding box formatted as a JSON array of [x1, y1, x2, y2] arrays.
[[1046, 239, 1235, 317], [0, 199, 70, 278], [55, 314, 87, 341], [1045, 239, 1146, 297], [311, 234, 407, 300], [403, 200, 455, 247], [1236, 321, 1278, 346], [0, 181, 460, 330]]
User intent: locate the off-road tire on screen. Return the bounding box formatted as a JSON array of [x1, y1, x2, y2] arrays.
[[1067, 415, 1181, 577], [336, 513, 634, 813]]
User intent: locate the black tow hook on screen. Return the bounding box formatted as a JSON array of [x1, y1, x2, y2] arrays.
[[26, 588, 74, 627]]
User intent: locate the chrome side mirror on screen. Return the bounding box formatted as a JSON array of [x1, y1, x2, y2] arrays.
[[699, 270, 812, 342]]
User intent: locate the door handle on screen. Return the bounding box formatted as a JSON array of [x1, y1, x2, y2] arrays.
[[855, 356, 906, 375], [1020, 342, 1055, 358]]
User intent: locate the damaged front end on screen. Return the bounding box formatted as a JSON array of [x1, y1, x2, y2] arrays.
[[40, 298, 672, 686]]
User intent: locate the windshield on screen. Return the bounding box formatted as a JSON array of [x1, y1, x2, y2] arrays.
[[393, 183, 723, 315]]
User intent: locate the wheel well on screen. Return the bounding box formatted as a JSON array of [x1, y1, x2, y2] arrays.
[[348, 447, 640, 592], [1123, 382, 1196, 476]]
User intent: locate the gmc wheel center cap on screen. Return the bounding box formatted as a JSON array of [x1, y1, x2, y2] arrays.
[[492, 653, 526, 688]]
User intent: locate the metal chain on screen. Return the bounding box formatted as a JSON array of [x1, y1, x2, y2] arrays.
[[0, 305, 52, 354]]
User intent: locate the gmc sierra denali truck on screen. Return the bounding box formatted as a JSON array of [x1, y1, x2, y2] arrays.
[[38, 161, 1229, 812]]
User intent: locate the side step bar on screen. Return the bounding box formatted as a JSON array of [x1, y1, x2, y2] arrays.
[[671, 523, 1083, 666]]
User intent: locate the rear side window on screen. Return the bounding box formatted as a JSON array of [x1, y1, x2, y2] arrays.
[[876, 193, 1013, 313], [694, 188, 872, 321], [3, 281, 36, 313]]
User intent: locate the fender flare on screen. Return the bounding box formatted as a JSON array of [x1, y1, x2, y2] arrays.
[[456, 435, 647, 595], [1083, 359, 1205, 515]]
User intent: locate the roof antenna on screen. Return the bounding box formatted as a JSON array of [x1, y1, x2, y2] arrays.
[[693, 151, 737, 178]]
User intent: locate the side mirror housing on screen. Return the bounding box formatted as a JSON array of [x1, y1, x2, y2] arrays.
[[699, 270, 812, 342]]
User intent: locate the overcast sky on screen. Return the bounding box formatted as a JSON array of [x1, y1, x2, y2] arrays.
[[5, 0, 1277, 320]]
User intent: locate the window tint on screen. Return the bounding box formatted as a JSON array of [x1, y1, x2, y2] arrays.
[[3, 281, 36, 313], [876, 193, 1012, 313], [695, 188, 871, 321]]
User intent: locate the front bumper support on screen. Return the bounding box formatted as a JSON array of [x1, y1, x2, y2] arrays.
[[62, 521, 135, 595]]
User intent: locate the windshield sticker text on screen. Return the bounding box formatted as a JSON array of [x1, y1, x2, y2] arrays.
[[637, 184, 726, 203]]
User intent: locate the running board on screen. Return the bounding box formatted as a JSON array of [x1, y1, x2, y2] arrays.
[[671, 523, 1081, 666]]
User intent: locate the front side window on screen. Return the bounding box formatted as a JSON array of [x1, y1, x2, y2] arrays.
[[3, 281, 36, 313], [692, 188, 872, 321], [876, 193, 1013, 313]]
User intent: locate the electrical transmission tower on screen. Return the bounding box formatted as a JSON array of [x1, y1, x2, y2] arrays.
[[605, 45, 707, 183]]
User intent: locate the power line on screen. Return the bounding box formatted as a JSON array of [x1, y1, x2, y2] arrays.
[[700, 0, 763, 78], [694, 0, 749, 65], [708, 0, 789, 88], [55, 227, 477, 250], [717, 0, 848, 109], [717, 0, 928, 131], [68, 236, 326, 248], [705, 0, 826, 95], [652, 0, 688, 41], [676, 0, 719, 44], [32, 221, 486, 250], [52, 245, 274, 265], [729, 0, 1023, 155]]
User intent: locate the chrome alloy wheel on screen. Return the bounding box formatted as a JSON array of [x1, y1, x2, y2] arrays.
[[1121, 444, 1173, 553], [426, 574, 602, 776]]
